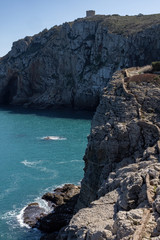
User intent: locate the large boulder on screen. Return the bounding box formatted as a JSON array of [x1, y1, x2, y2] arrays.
[[23, 203, 47, 228], [22, 184, 80, 233], [39, 184, 80, 233]]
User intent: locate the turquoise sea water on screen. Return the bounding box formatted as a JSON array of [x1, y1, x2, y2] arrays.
[[0, 107, 92, 240]]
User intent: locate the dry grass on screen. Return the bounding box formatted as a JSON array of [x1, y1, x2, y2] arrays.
[[126, 73, 160, 83], [77, 13, 160, 36]]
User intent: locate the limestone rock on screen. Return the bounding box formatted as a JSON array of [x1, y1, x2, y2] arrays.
[[21, 66, 160, 239], [58, 189, 119, 240], [42, 184, 80, 210], [78, 68, 160, 208], [23, 203, 46, 228], [1, 15, 160, 110], [22, 184, 80, 236], [57, 67, 160, 240], [1, 14, 160, 239], [38, 184, 80, 236]]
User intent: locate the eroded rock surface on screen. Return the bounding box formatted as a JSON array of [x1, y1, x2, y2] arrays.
[[56, 67, 160, 240], [23, 203, 47, 228], [23, 184, 80, 238], [38, 184, 80, 234]]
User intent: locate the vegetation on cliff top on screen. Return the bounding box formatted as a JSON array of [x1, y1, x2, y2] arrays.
[[77, 13, 160, 35], [152, 61, 160, 71]]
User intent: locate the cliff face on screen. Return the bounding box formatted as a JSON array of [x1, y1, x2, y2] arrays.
[[1, 14, 160, 109], [58, 66, 160, 240], [78, 65, 160, 207], [2, 14, 160, 239]]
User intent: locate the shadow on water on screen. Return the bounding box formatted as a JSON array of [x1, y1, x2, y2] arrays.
[[0, 105, 94, 120]]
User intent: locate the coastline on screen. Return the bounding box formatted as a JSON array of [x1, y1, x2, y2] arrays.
[[1, 12, 160, 240], [19, 184, 81, 239]]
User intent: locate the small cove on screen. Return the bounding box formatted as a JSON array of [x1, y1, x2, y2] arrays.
[[0, 106, 92, 240]]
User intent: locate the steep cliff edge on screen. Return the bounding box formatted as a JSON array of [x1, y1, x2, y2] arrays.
[[1, 14, 160, 109], [78, 65, 160, 207], [57, 66, 160, 239]]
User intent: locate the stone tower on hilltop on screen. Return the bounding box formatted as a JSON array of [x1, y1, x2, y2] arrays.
[[86, 10, 95, 17]]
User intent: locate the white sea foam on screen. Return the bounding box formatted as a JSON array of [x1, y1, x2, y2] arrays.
[[1, 208, 25, 230], [57, 159, 82, 164], [21, 160, 43, 167], [16, 181, 82, 229], [37, 166, 56, 174], [16, 197, 53, 229], [40, 136, 67, 140], [1, 209, 17, 220], [70, 160, 82, 162], [21, 160, 56, 173], [34, 197, 53, 214], [17, 207, 31, 229]]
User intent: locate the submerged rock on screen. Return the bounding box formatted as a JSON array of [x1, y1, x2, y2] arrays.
[[23, 203, 46, 228]]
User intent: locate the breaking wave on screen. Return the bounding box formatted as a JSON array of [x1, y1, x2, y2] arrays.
[[21, 160, 43, 168], [17, 198, 53, 229], [17, 207, 31, 229], [40, 136, 67, 140]]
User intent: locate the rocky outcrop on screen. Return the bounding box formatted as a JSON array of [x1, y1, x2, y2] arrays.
[[1, 14, 160, 109], [78, 65, 160, 207], [56, 66, 160, 239], [22, 184, 80, 238], [61, 162, 160, 240], [23, 203, 47, 228], [39, 184, 80, 234]]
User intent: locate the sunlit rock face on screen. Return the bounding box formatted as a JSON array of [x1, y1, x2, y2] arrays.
[[58, 67, 160, 240]]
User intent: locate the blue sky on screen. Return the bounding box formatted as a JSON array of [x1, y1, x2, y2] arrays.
[[0, 0, 160, 57]]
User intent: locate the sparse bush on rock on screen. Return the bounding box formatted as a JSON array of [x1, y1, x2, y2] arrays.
[[152, 61, 160, 71]]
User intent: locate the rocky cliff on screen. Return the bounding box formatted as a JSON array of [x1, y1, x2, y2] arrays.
[[2, 13, 160, 239], [1, 14, 160, 109], [56, 66, 160, 239]]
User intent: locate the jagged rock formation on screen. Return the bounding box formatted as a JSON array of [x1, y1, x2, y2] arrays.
[[39, 184, 80, 234], [22, 184, 80, 239], [1, 14, 160, 109], [1, 13, 160, 239], [56, 66, 160, 239]]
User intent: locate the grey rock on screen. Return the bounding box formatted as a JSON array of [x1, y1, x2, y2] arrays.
[[1, 14, 160, 240], [118, 172, 143, 210], [58, 67, 160, 240], [156, 218, 160, 232], [78, 68, 160, 208], [23, 203, 46, 228], [58, 189, 119, 240], [155, 196, 160, 214], [1, 15, 160, 110]]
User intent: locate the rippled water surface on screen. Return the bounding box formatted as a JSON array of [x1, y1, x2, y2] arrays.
[[0, 107, 92, 240]]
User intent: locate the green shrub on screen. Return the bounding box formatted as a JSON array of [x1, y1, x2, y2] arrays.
[[152, 61, 160, 71]]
